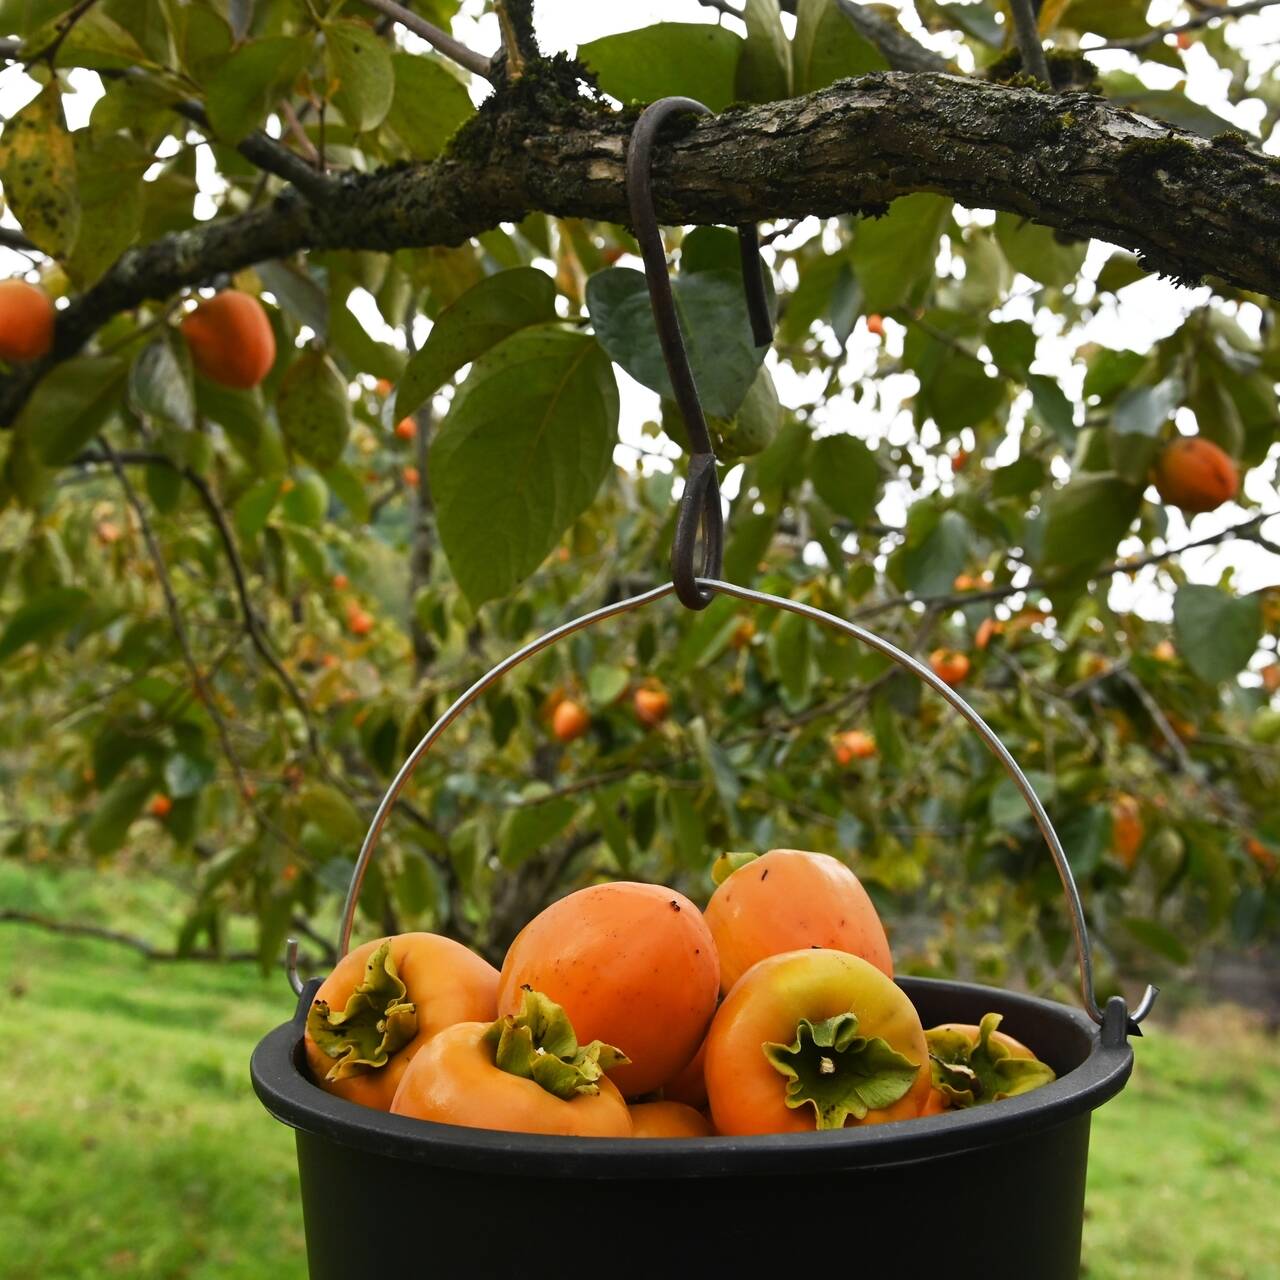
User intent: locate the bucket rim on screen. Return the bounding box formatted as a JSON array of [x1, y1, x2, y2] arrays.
[[250, 975, 1134, 1178]]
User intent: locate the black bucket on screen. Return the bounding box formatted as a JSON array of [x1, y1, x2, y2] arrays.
[[252, 972, 1134, 1280]]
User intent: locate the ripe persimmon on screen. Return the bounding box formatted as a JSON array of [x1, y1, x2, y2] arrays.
[[633, 684, 670, 727], [180, 290, 276, 389], [1262, 663, 1280, 695], [497, 881, 719, 1097], [705, 848, 892, 995], [395, 417, 416, 440], [551, 698, 590, 743], [662, 1035, 708, 1109], [1111, 794, 1143, 869], [1152, 437, 1238, 514], [391, 988, 632, 1136], [346, 604, 373, 636], [628, 1100, 713, 1138], [975, 617, 1002, 650], [331, 573, 349, 591], [0, 278, 54, 361], [831, 729, 876, 766], [924, 1013, 1054, 1111], [705, 949, 929, 1135], [929, 648, 971, 687], [403, 465, 420, 488], [865, 313, 885, 337], [306, 933, 500, 1111], [147, 793, 172, 818]]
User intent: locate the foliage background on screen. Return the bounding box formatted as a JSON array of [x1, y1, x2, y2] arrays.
[[0, 0, 1277, 1024]]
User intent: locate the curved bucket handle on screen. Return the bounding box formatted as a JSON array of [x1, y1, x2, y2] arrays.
[[286, 578, 1157, 1038]]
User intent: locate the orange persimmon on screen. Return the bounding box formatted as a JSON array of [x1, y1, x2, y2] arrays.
[[924, 1013, 1055, 1112], [1152, 437, 1238, 514], [0, 278, 54, 361], [628, 1100, 713, 1138], [181, 290, 276, 389]]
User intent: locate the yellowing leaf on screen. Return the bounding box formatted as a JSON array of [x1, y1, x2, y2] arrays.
[[0, 80, 79, 257]]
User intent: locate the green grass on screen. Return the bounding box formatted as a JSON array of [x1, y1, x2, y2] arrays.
[[2, 861, 1278, 1279]]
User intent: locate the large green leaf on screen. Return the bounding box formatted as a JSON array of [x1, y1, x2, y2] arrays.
[[852, 194, 952, 314], [276, 351, 352, 470], [587, 267, 769, 420], [325, 19, 394, 133], [205, 37, 311, 142], [499, 796, 577, 869], [395, 267, 557, 421], [68, 131, 149, 286], [85, 774, 152, 857], [811, 435, 880, 524], [792, 0, 887, 93], [1173, 585, 1262, 684], [579, 23, 742, 112], [18, 356, 127, 466], [901, 509, 971, 596], [994, 214, 1087, 289], [384, 53, 474, 159], [130, 334, 195, 430], [1040, 473, 1142, 569], [736, 0, 791, 103], [0, 80, 78, 256], [0, 586, 90, 661], [430, 326, 618, 607]]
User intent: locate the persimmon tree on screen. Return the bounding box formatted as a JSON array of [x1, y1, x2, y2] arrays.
[[0, 0, 1277, 998]]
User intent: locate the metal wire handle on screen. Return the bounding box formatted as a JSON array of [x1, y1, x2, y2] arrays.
[[626, 97, 773, 611], [286, 578, 1156, 1036]]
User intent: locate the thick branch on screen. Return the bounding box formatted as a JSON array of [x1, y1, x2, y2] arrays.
[[4, 72, 1280, 424]]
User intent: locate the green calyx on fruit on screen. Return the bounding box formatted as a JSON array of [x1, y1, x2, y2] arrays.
[[763, 1012, 919, 1129], [485, 986, 629, 1101], [926, 1012, 1056, 1107], [711, 850, 759, 885], [306, 942, 418, 1081]]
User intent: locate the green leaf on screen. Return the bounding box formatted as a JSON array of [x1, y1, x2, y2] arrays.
[[902, 509, 971, 597], [498, 796, 577, 869], [85, 774, 152, 857], [276, 351, 351, 470], [68, 132, 148, 286], [1113, 376, 1182, 436], [932, 0, 1004, 45], [1095, 253, 1148, 295], [163, 752, 215, 800], [0, 80, 78, 256], [49, 7, 154, 69], [18, 357, 127, 466], [579, 23, 742, 112], [1027, 374, 1076, 445], [1063, 0, 1149, 38], [234, 477, 282, 541], [852, 195, 952, 314], [587, 267, 768, 419], [811, 435, 880, 524], [0, 585, 89, 661], [1172, 585, 1262, 684], [736, 0, 791, 102], [130, 334, 195, 430], [1121, 917, 1190, 965], [384, 52, 473, 159], [324, 19, 394, 133], [1084, 348, 1149, 404], [989, 771, 1054, 828], [770, 609, 813, 706], [395, 267, 557, 421], [994, 214, 1087, 289], [205, 37, 311, 143], [1040, 473, 1142, 569], [987, 319, 1036, 377], [297, 782, 366, 846], [792, 0, 887, 94], [430, 326, 618, 607], [587, 664, 629, 707]]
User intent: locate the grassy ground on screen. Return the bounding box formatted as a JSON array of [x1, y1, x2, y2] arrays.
[[2, 862, 1277, 1280]]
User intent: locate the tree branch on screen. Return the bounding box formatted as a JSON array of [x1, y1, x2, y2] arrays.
[[4, 72, 1280, 426], [358, 0, 493, 79], [1008, 0, 1052, 87], [834, 0, 950, 74], [1098, 0, 1280, 53]]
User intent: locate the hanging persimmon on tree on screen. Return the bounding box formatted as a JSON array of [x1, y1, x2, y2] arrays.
[[0, 0, 1276, 1008]]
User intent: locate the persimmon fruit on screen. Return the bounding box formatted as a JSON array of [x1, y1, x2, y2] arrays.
[[1152, 437, 1238, 514], [306, 933, 500, 1111], [925, 1013, 1055, 1111], [1262, 663, 1280, 695], [0, 278, 54, 361], [929, 648, 971, 687], [497, 881, 719, 1097], [551, 698, 590, 743], [633, 685, 670, 727], [705, 848, 892, 995], [391, 988, 632, 1137], [180, 290, 276, 389], [395, 417, 416, 440], [1111, 794, 1143, 869], [865, 313, 885, 337], [705, 949, 929, 1135], [147, 793, 172, 818], [662, 1034, 708, 1109], [831, 729, 876, 766], [403, 465, 420, 488], [628, 1100, 713, 1138]]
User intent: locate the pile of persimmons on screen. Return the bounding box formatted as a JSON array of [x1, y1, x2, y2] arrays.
[[304, 849, 1056, 1139]]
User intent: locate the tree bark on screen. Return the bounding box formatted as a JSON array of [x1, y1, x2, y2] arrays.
[[4, 70, 1279, 425]]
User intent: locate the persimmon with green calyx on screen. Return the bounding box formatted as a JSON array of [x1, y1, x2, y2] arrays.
[[705, 949, 929, 1136], [390, 988, 632, 1137], [304, 933, 500, 1111], [628, 1100, 713, 1138], [925, 1012, 1056, 1111], [498, 881, 719, 1097], [705, 848, 892, 995]]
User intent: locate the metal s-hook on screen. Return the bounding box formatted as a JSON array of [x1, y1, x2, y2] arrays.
[[625, 97, 773, 610]]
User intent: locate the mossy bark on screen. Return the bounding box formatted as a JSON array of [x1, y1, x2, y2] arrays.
[[4, 70, 1280, 425]]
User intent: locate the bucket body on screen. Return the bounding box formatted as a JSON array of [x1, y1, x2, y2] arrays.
[[252, 976, 1132, 1280]]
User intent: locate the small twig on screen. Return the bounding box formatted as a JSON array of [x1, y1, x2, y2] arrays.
[[358, 0, 493, 79], [278, 99, 321, 167], [1097, 0, 1280, 53], [21, 0, 98, 66], [1008, 0, 1053, 86], [0, 226, 40, 256]]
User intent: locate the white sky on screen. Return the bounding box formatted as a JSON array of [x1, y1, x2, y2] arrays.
[[0, 1, 1276, 655]]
